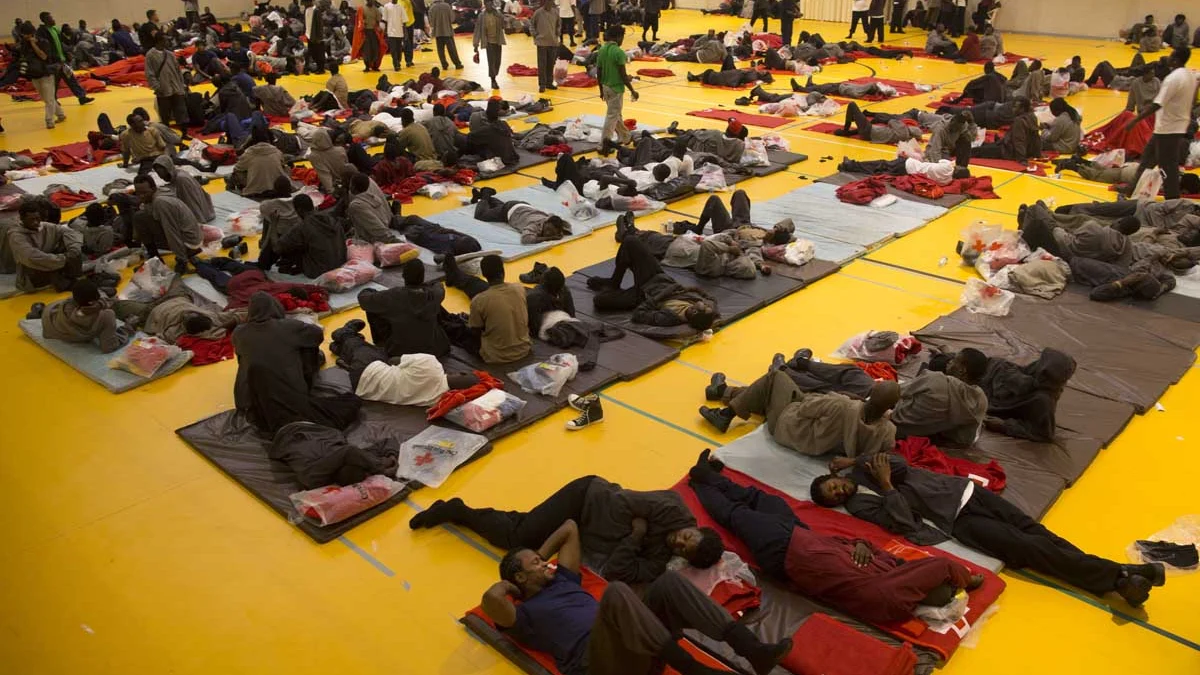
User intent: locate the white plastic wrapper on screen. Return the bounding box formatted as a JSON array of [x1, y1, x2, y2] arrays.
[[108, 336, 183, 378], [833, 330, 920, 364], [444, 389, 527, 432], [740, 139, 770, 167], [961, 277, 1015, 316], [289, 475, 404, 526], [230, 207, 263, 234], [914, 590, 970, 628], [395, 426, 489, 488], [315, 259, 382, 291], [1132, 167, 1164, 202], [478, 157, 505, 174], [118, 257, 176, 302], [1092, 148, 1125, 168], [557, 182, 598, 220], [509, 353, 579, 397]]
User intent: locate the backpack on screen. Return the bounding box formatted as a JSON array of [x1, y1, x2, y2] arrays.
[[203, 144, 238, 165]]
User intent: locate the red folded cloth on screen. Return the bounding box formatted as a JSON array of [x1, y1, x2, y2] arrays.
[[970, 157, 1047, 176], [428, 371, 505, 420], [636, 68, 675, 77], [687, 108, 792, 129], [804, 122, 844, 135], [894, 436, 1007, 492], [48, 189, 97, 207], [505, 63, 539, 76], [176, 334, 234, 365], [559, 72, 598, 88], [539, 143, 573, 156]]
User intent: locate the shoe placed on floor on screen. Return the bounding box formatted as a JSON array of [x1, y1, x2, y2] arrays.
[[704, 372, 727, 401], [539, 86, 546, 93], [686, 72, 698, 82], [566, 399, 604, 430], [519, 261, 549, 284], [1114, 572, 1152, 608], [25, 302, 45, 320], [568, 393, 600, 411], [220, 234, 244, 249], [699, 406, 735, 433], [734, 96, 752, 106]]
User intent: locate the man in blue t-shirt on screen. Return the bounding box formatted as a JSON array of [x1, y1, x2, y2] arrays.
[[480, 520, 792, 675]]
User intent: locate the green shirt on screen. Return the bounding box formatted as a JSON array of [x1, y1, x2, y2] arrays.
[[46, 25, 65, 62], [596, 42, 627, 92]]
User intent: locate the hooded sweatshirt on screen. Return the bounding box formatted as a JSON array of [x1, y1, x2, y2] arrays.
[[234, 142, 291, 197], [154, 155, 215, 223], [276, 211, 349, 278], [892, 371, 989, 447], [979, 349, 1076, 442], [307, 129, 349, 193], [358, 284, 451, 357], [347, 189, 398, 242]]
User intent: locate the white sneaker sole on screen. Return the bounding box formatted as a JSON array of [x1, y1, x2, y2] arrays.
[[566, 418, 604, 430]]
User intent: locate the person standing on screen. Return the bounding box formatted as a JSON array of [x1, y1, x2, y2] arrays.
[[751, 0, 770, 33], [473, 1, 506, 90], [865, 0, 887, 43], [305, 0, 329, 74], [531, 0, 560, 93], [17, 22, 65, 129], [383, 0, 411, 71], [183, 0, 201, 26], [949, 0, 967, 36], [890, 0, 908, 33], [847, 0, 870, 39], [35, 13, 94, 106], [1126, 47, 1198, 200], [361, 0, 384, 71], [587, 0, 604, 42], [596, 26, 637, 155], [145, 33, 192, 143], [559, 0, 577, 46], [778, 0, 799, 45], [428, 0, 464, 69], [642, 0, 662, 42]]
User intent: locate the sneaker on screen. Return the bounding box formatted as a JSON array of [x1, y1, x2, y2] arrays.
[[566, 400, 604, 430], [704, 373, 727, 401], [78, 96, 95, 104], [25, 302, 45, 320], [699, 406, 735, 433], [568, 393, 599, 411], [519, 261, 549, 284]]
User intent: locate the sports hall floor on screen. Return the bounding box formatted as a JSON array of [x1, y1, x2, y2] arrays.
[[0, 11, 1198, 675]]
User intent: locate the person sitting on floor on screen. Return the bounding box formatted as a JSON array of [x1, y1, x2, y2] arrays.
[[1138, 25, 1163, 53], [689, 451, 983, 624], [152, 155, 215, 224], [970, 96, 1041, 161], [892, 348, 989, 446], [467, 98, 521, 167], [328, 318, 476, 406], [475, 520, 792, 675], [1040, 97, 1083, 154], [441, 253, 532, 362], [306, 128, 349, 193], [274, 194, 347, 278], [524, 264, 575, 335], [41, 279, 128, 353], [699, 366, 901, 456], [371, 138, 416, 188], [395, 107, 443, 171], [472, 190, 572, 245], [4, 200, 84, 292], [132, 174, 204, 274], [410, 472, 727, 583], [834, 101, 925, 145], [812, 451, 1167, 608], [790, 75, 893, 99], [1010, 59, 1049, 101], [358, 258, 451, 358], [346, 171, 401, 243], [925, 24, 959, 58], [120, 113, 168, 174], [956, 61, 1008, 104], [233, 291, 361, 432], [1122, 14, 1156, 45], [231, 125, 294, 197], [586, 235, 720, 330], [252, 72, 296, 117], [325, 61, 350, 109], [958, 26, 982, 61], [257, 177, 306, 272]]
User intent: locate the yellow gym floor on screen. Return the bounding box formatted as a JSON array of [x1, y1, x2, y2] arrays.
[[2, 12, 1198, 675]]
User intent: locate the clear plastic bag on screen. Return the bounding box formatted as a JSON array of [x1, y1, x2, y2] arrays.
[[118, 257, 176, 302], [316, 260, 382, 291], [695, 163, 728, 192], [782, 239, 815, 266], [394, 426, 489, 488], [740, 139, 769, 167], [1125, 515, 1200, 573], [761, 133, 790, 151], [478, 157, 505, 173], [961, 277, 1015, 316], [974, 230, 1030, 279], [200, 224, 224, 243], [1092, 148, 1125, 168], [553, 58, 569, 85], [230, 206, 263, 234], [1132, 167, 1164, 202], [289, 475, 404, 526], [1049, 70, 1071, 98], [374, 242, 419, 267], [557, 182, 598, 220], [897, 138, 925, 161], [346, 239, 376, 263], [914, 590, 970, 628], [444, 388, 526, 432], [509, 353, 579, 397], [959, 220, 1004, 263], [833, 330, 921, 364], [108, 336, 182, 378]]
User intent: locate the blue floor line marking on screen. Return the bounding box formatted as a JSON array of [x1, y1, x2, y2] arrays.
[[597, 393, 726, 447], [338, 535, 396, 577], [674, 358, 747, 386], [1009, 569, 1200, 652], [405, 498, 503, 562], [961, 203, 1019, 217], [840, 272, 960, 305]]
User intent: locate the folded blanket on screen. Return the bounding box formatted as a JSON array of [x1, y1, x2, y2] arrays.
[[688, 108, 792, 129], [637, 68, 675, 77]]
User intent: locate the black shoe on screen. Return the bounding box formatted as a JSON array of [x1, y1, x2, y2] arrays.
[[1124, 563, 1166, 587], [442, 254, 463, 288], [699, 406, 735, 433], [770, 353, 785, 370], [78, 96, 95, 104], [220, 234, 244, 249], [174, 258, 190, 275], [696, 448, 725, 472], [490, 78, 499, 89], [586, 275, 612, 290], [344, 319, 366, 333], [566, 399, 604, 429], [793, 348, 813, 363], [615, 211, 633, 242], [734, 96, 752, 106], [1115, 573, 1153, 608], [791, 78, 801, 92], [686, 72, 699, 82], [704, 373, 727, 401], [749, 85, 766, 99], [519, 261, 549, 284], [25, 302, 45, 320], [667, 120, 679, 134]]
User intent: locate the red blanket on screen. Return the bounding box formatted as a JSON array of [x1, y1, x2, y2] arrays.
[[672, 469, 1005, 662], [1081, 110, 1154, 159], [42, 142, 119, 172], [4, 74, 107, 100], [505, 63, 539, 76], [882, 46, 1037, 64], [688, 108, 792, 129], [176, 334, 234, 365], [943, 176, 1000, 199], [926, 92, 968, 109], [784, 614, 917, 675], [463, 567, 735, 675], [971, 157, 1048, 176], [894, 437, 1007, 492], [559, 72, 598, 88], [804, 122, 844, 135], [637, 68, 675, 77], [47, 189, 97, 207]]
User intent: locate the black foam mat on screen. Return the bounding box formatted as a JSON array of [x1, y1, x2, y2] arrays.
[[1063, 283, 1200, 329], [817, 171, 972, 208]]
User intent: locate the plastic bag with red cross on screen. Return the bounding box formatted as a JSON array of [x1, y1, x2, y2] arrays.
[[961, 277, 1015, 316], [394, 426, 489, 488], [289, 475, 405, 526]]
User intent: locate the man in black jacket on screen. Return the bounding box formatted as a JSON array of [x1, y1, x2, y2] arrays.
[[357, 258, 451, 358], [810, 453, 1166, 607], [36, 12, 94, 104], [274, 194, 347, 279], [956, 61, 1008, 103], [410, 474, 725, 583]]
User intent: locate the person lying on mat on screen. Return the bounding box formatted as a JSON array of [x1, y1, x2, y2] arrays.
[[891, 348, 989, 447], [662, 122, 749, 164], [1085, 60, 1162, 113], [132, 175, 204, 275], [346, 172, 402, 243], [5, 200, 84, 292], [935, 98, 1019, 129], [699, 367, 900, 455], [328, 319, 477, 406], [811, 452, 1167, 607], [737, 87, 830, 113], [41, 279, 129, 353], [358, 259, 451, 359], [441, 254, 532, 363], [120, 113, 168, 175], [790, 75, 895, 99], [393, 215, 483, 258], [233, 291, 361, 432], [689, 451, 983, 624], [272, 194, 348, 279], [478, 519, 792, 675], [661, 192, 793, 275], [837, 39, 913, 60], [751, 347, 882, 400], [472, 188, 572, 245], [152, 155, 215, 224], [954, 61, 1008, 104], [969, 96, 1041, 162], [663, 28, 727, 63], [586, 236, 720, 330], [193, 257, 328, 310], [413, 474, 727, 583], [686, 64, 775, 88], [833, 102, 925, 145], [838, 156, 971, 185], [541, 153, 640, 194], [927, 348, 1075, 443]]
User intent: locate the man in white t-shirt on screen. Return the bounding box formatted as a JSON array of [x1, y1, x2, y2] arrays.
[[847, 0, 870, 39], [382, 0, 411, 71], [1126, 47, 1198, 200]]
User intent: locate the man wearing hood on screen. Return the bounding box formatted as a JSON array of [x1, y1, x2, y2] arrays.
[[275, 194, 347, 278], [306, 128, 348, 193], [153, 155, 215, 223], [346, 171, 401, 242], [258, 176, 306, 272], [891, 348, 989, 447], [956, 348, 1076, 443], [421, 103, 464, 162], [132, 174, 204, 274], [41, 279, 128, 353], [811, 452, 1167, 608], [699, 367, 901, 458], [232, 126, 293, 197], [233, 291, 361, 432], [357, 258, 450, 358]]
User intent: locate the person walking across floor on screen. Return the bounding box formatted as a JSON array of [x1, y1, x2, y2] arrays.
[[531, 0, 561, 93], [596, 26, 637, 155], [1125, 47, 1198, 200], [473, 0, 506, 90]]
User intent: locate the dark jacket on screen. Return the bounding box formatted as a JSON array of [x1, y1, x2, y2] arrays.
[[844, 454, 970, 545], [961, 72, 1007, 104], [525, 284, 576, 336], [270, 421, 399, 489], [276, 211, 348, 279], [580, 477, 697, 583], [35, 25, 66, 63], [998, 112, 1042, 160], [217, 80, 254, 120], [357, 284, 451, 358], [979, 348, 1076, 442]]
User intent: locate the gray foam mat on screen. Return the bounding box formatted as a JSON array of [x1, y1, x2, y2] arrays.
[[19, 319, 193, 393]]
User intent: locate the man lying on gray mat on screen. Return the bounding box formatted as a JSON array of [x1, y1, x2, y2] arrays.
[[811, 453, 1167, 608], [477, 519, 792, 675], [471, 186, 572, 245], [586, 235, 720, 330]]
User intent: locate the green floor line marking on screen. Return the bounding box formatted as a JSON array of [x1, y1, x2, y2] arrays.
[[861, 257, 969, 286], [597, 393, 725, 447]]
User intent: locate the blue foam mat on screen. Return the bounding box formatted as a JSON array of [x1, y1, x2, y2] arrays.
[[18, 319, 193, 393]]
